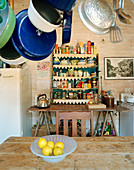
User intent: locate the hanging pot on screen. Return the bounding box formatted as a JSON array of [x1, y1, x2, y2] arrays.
[[0, 0, 9, 37], [46, 0, 78, 11], [78, 0, 113, 35], [0, 38, 20, 60], [0, 0, 6, 9], [62, 10, 73, 44], [28, 0, 61, 32], [0, 4, 16, 48], [11, 9, 56, 61], [0, 55, 27, 65], [0, 38, 27, 65]]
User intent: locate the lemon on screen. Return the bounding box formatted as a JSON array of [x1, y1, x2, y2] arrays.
[[47, 141, 54, 149], [54, 142, 64, 149], [42, 145, 52, 156], [38, 138, 47, 149], [53, 147, 63, 156]]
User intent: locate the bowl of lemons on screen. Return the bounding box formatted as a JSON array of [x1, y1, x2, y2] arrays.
[[30, 135, 77, 163]]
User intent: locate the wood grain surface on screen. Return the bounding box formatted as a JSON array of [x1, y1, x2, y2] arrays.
[[0, 137, 134, 169], [27, 104, 129, 112]]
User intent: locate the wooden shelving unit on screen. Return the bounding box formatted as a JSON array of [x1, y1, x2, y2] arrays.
[[51, 53, 99, 105]]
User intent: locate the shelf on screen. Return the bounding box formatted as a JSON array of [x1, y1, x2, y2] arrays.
[[53, 54, 97, 58], [53, 64, 98, 68], [53, 76, 93, 80], [53, 99, 89, 104], [52, 88, 98, 90]]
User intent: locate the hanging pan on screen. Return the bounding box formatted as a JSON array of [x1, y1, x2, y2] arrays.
[[0, 1, 16, 48], [11, 9, 56, 61], [78, 0, 113, 35], [28, 0, 61, 32], [62, 10, 73, 44], [0, 0, 9, 37], [46, 0, 78, 11]]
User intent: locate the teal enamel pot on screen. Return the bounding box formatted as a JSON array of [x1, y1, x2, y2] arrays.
[[0, 5, 16, 48]]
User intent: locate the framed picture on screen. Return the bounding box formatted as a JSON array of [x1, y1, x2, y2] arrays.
[[104, 57, 134, 80]]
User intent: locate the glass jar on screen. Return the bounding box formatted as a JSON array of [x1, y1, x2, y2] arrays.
[[83, 93, 86, 99], [69, 92, 74, 99], [62, 92, 66, 99], [54, 92, 57, 99]]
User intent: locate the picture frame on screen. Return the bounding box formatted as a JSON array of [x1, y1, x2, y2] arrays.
[[104, 57, 134, 80]]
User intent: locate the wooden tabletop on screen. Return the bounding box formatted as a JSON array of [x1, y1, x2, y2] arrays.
[[27, 104, 129, 112], [0, 136, 134, 169]]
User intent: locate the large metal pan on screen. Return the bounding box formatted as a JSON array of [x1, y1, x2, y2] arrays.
[[46, 0, 78, 11], [78, 0, 113, 35], [28, 0, 61, 32], [11, 9, 56, 61]]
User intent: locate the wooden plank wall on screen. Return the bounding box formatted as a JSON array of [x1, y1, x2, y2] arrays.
[[13, 0, 134, 129]]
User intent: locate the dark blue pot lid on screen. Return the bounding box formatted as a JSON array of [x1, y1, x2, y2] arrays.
[[11, 9, 56, 61], [46, 0, 77, 11]]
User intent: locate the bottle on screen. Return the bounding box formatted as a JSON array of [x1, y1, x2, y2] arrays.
[[107, 122, 111, 135], [55, 44, 58, 54], [87, 41, 91, 54], [82, 82, 84, 88], [53, 80, 57, 88], [76, 42, 80, 54], [92, 78, 96, 88], [65, 91, 69, 99], [94, 46, 97, 55], [88, 80, 91, 88], [91, 42, 94, 54], [97, 122, 101, 136], [80, 42, 84, 54], [84, 44, 87, 54]]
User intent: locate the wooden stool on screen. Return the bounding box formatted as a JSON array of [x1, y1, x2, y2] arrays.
[[95, 111, 118, 136]]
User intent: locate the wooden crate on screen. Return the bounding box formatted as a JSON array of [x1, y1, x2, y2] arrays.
[[31, 124, 56, 137]]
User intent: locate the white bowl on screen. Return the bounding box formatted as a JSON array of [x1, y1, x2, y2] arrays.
[[30, 135, 77, 163]]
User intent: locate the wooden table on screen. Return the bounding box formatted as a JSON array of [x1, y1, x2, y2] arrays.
[[27, 104, 129, 137], [0, 136, 134, 169]]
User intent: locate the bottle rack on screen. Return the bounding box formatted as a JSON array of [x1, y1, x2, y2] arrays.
[[51, 53, 99, 105]]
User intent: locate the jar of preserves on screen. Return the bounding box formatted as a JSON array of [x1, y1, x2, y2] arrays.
[[69, 92, 74, 99], [83, 92, 86, 99]]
